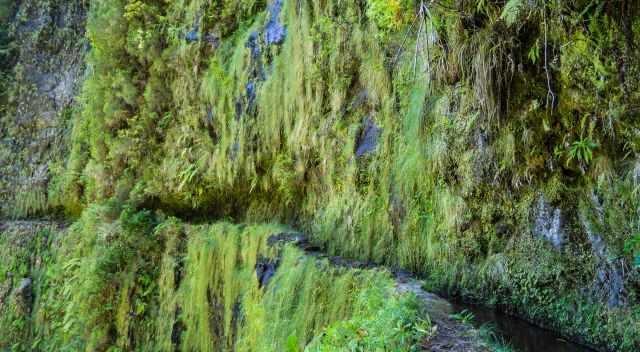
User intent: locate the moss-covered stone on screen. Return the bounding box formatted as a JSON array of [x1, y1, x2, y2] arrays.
[[0, 0, 86, 219]]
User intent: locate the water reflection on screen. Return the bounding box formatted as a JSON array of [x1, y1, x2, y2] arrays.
[[449, 303, 597, 352]]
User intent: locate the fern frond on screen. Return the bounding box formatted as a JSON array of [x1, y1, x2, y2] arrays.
[[500, 0, 526, 26]]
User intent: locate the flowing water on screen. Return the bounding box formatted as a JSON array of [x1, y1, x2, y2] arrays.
[[449, 302, 598, 352], [288, 235, 599, 352]]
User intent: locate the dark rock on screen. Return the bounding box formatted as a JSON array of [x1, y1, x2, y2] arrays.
[[229, 142, 240, 161], [495, 222, 511, 237], [84, 39, 92, 52], [203, 33, 219, 48], [267, 232, 372, 269], [16, 278, 32, 295], [267, 232, 308, 247], [255, 258, 277, 288], [239, 32, 264, 121], [171, 307, 184, 346], [245, 31, 261, 59], [13, 278, 33, 314], [326, 256, 374, 270], [350, 89, 369, 111], [185, 30, 199, 42], [355, 117, 381, 157], [246, 82, 256, 108], [235, 99, 244, 121], [230, 299, 243, 337], [206, 106, 214, 125], [236, 2, 287, 123], [265, 0, 287, 45]]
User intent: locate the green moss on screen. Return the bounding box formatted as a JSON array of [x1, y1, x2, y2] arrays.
[[2, 0, 639, 350]]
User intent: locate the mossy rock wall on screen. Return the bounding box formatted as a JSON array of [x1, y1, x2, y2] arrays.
[[1, 0, 640, 351], [0, 0, 86, 218]]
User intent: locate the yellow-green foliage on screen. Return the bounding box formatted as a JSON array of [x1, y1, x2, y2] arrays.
[[237, 249, 388, 351], [11, 205, 427, 351], [0, 224, 57, 350], [366, 0, 411, 32], [306, 283, 428, 351], [10, 185, 48, 219], [178, 223, 280, 351], [44, 0, 640, 350], [33, 203, 161, 351]]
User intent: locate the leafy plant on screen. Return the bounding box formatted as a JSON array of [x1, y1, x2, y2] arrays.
[[566, 116, 598, 168], [479, 324, 514, 352], [366, 0, 407, 31], [528, 39, 540, 64], [567, 137, 598, 167], [307, 287, 432, 351], [449, 309, 475, 325]]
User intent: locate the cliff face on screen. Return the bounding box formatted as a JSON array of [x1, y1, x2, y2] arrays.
[[0, 0, 86, 218], [1, 0, 640, 351]]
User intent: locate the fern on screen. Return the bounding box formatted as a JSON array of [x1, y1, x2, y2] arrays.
[[500, 0, 526, 26], [528, 38, 540, 63], [567, 138, 598, 166]]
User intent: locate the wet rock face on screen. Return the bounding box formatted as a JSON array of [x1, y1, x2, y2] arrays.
[[472, 130, 489, 179], [267, 232, 307, 247], [355, 117, 381, 157], [185, 30, 199, 42], [581, 211, 628, 308], [234, 0, 287, 123], [229, 141, 241, 161], [246, 31, 262, 61], [587, 231, 607, 258], [532, 195, 566, 250], [255, 258, 277, 288], [265, 0, 286, 46], [593, 260, 626, 308], [0, 1, 86, 217]]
